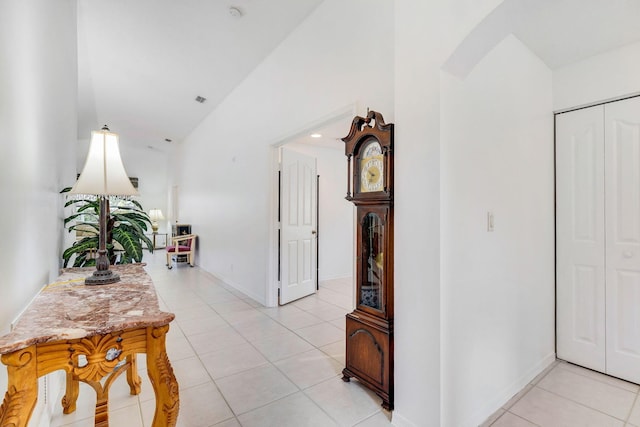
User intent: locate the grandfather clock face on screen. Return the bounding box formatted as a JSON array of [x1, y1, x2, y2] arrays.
[[359, 140, 384, 193]]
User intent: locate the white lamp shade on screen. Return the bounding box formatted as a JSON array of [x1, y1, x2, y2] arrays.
[[149, 209, 164, 221], [70, 128, 138, 196]]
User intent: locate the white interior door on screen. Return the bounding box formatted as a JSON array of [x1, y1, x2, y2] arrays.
[[280, 148, 317, 304], [605, 96, 640, 383], [556, 105, 606, 372]]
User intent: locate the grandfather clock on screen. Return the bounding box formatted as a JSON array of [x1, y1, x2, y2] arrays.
[[341, 110, 394, 410]]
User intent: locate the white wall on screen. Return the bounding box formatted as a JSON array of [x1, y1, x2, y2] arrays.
[[392, 1, 444, 423], [173, 0, 566, 425], [554, 39, 640, 111], [178, 0, 394, 305], [0, 0, 78, 331], [440, 35, 555, 426], [392, 1, 508, 424], [176, 1, 535, 425], [284, 143, 353, 281], [0, 0, 78, 423]]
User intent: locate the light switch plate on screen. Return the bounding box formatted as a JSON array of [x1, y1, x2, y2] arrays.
[[487, 211, 494, 232]]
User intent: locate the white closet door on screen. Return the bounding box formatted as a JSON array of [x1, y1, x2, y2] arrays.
[[605, 96, 640, 383], [556, 105, 606, 372]]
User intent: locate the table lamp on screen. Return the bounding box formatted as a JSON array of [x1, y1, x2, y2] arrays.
[[149, 209, 164, 234], [69, 125, 138, 285]]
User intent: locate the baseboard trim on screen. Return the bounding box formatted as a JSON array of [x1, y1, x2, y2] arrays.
[[467, 352, 557, 427], [319, 274, 352, 282], [391, 410, 421, 427], [199, 269, 266, 306]]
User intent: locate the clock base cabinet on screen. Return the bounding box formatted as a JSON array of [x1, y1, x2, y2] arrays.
[[342, 312, 394, 410]]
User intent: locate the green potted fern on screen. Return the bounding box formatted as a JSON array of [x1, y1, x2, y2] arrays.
[[61, 187, 154, 267]]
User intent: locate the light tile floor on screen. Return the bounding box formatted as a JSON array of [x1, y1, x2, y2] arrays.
[[50, 251, 391, 427], [50, 251, 640, 427], [481, 359, 640, 427]]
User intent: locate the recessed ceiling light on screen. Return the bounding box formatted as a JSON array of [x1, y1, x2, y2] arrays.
[[195, 96, 206, 103], [310, 133, 322, 138]]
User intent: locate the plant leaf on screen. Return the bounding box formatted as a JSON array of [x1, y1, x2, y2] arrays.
[[119, 252, 134, 264], [112, 227, 143, 262], [128, 199, 145, 211], [73, 253, 88, 267], [77, 203, 99, 213], [112, 212, 151, 236], [64, 197, 97, 208], [62, 237, 99, 267], [140, 233, 154, 253], [67, 223, 99, 234]]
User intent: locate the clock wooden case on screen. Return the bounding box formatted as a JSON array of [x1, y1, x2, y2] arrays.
[[342, 110, 394, 410]]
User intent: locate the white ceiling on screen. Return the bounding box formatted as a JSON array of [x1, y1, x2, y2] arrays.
[[444, 0, 640, 78], [77, 0, 640, 150], [514, 0, 640, 69], [76, 0, 323, 149], [291, 118, 353, 151]]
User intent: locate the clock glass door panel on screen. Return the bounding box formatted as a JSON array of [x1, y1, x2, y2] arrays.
[[360, 212, 384, 310]]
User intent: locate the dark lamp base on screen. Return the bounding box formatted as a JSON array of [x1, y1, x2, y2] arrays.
[[85, 269, 120, 286]]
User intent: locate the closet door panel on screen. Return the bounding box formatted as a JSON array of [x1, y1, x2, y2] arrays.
[[605, 96, 640, 383], [556, 105, 606, 371]]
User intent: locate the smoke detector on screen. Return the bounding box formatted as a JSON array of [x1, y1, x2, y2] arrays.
[[229, 6, 243, 18]]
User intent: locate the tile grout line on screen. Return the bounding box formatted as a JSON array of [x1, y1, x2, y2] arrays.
[[144, 261, 364, 426], [624, 384, 640, 426], [488, 365, 554, 426], [536, 361, 640, 422], [150, 269, 244, 426], [538, 361, 640, 423], [217, 292, 347, 425], [150, 266, 293, 425], [530, 383, 631, 423], [501, 410, 543, 427], [222, 279, 358, 425], [556, 361, 640, 394], [163, 267, 352, 425]]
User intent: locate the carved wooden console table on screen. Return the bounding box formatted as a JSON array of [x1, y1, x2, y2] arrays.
[[0, 264, 179, 427]]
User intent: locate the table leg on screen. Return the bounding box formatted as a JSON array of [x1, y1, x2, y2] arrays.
[[62, 372, 79, 414], [94, 389, 109, 427], [126, 354, 141, 395], [146, 326, 179, 427], [0, 346, 38, 427]]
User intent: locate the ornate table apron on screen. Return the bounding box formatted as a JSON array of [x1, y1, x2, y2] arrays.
[[0, 264, 179, 427]]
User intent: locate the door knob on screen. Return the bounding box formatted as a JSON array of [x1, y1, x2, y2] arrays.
[[311, 230, 317, 235]]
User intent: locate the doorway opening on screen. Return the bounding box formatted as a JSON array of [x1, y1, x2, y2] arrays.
[[267, 107, 356, 307]]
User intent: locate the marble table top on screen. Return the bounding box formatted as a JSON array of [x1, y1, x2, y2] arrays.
[[0, 264, 174, 354]]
